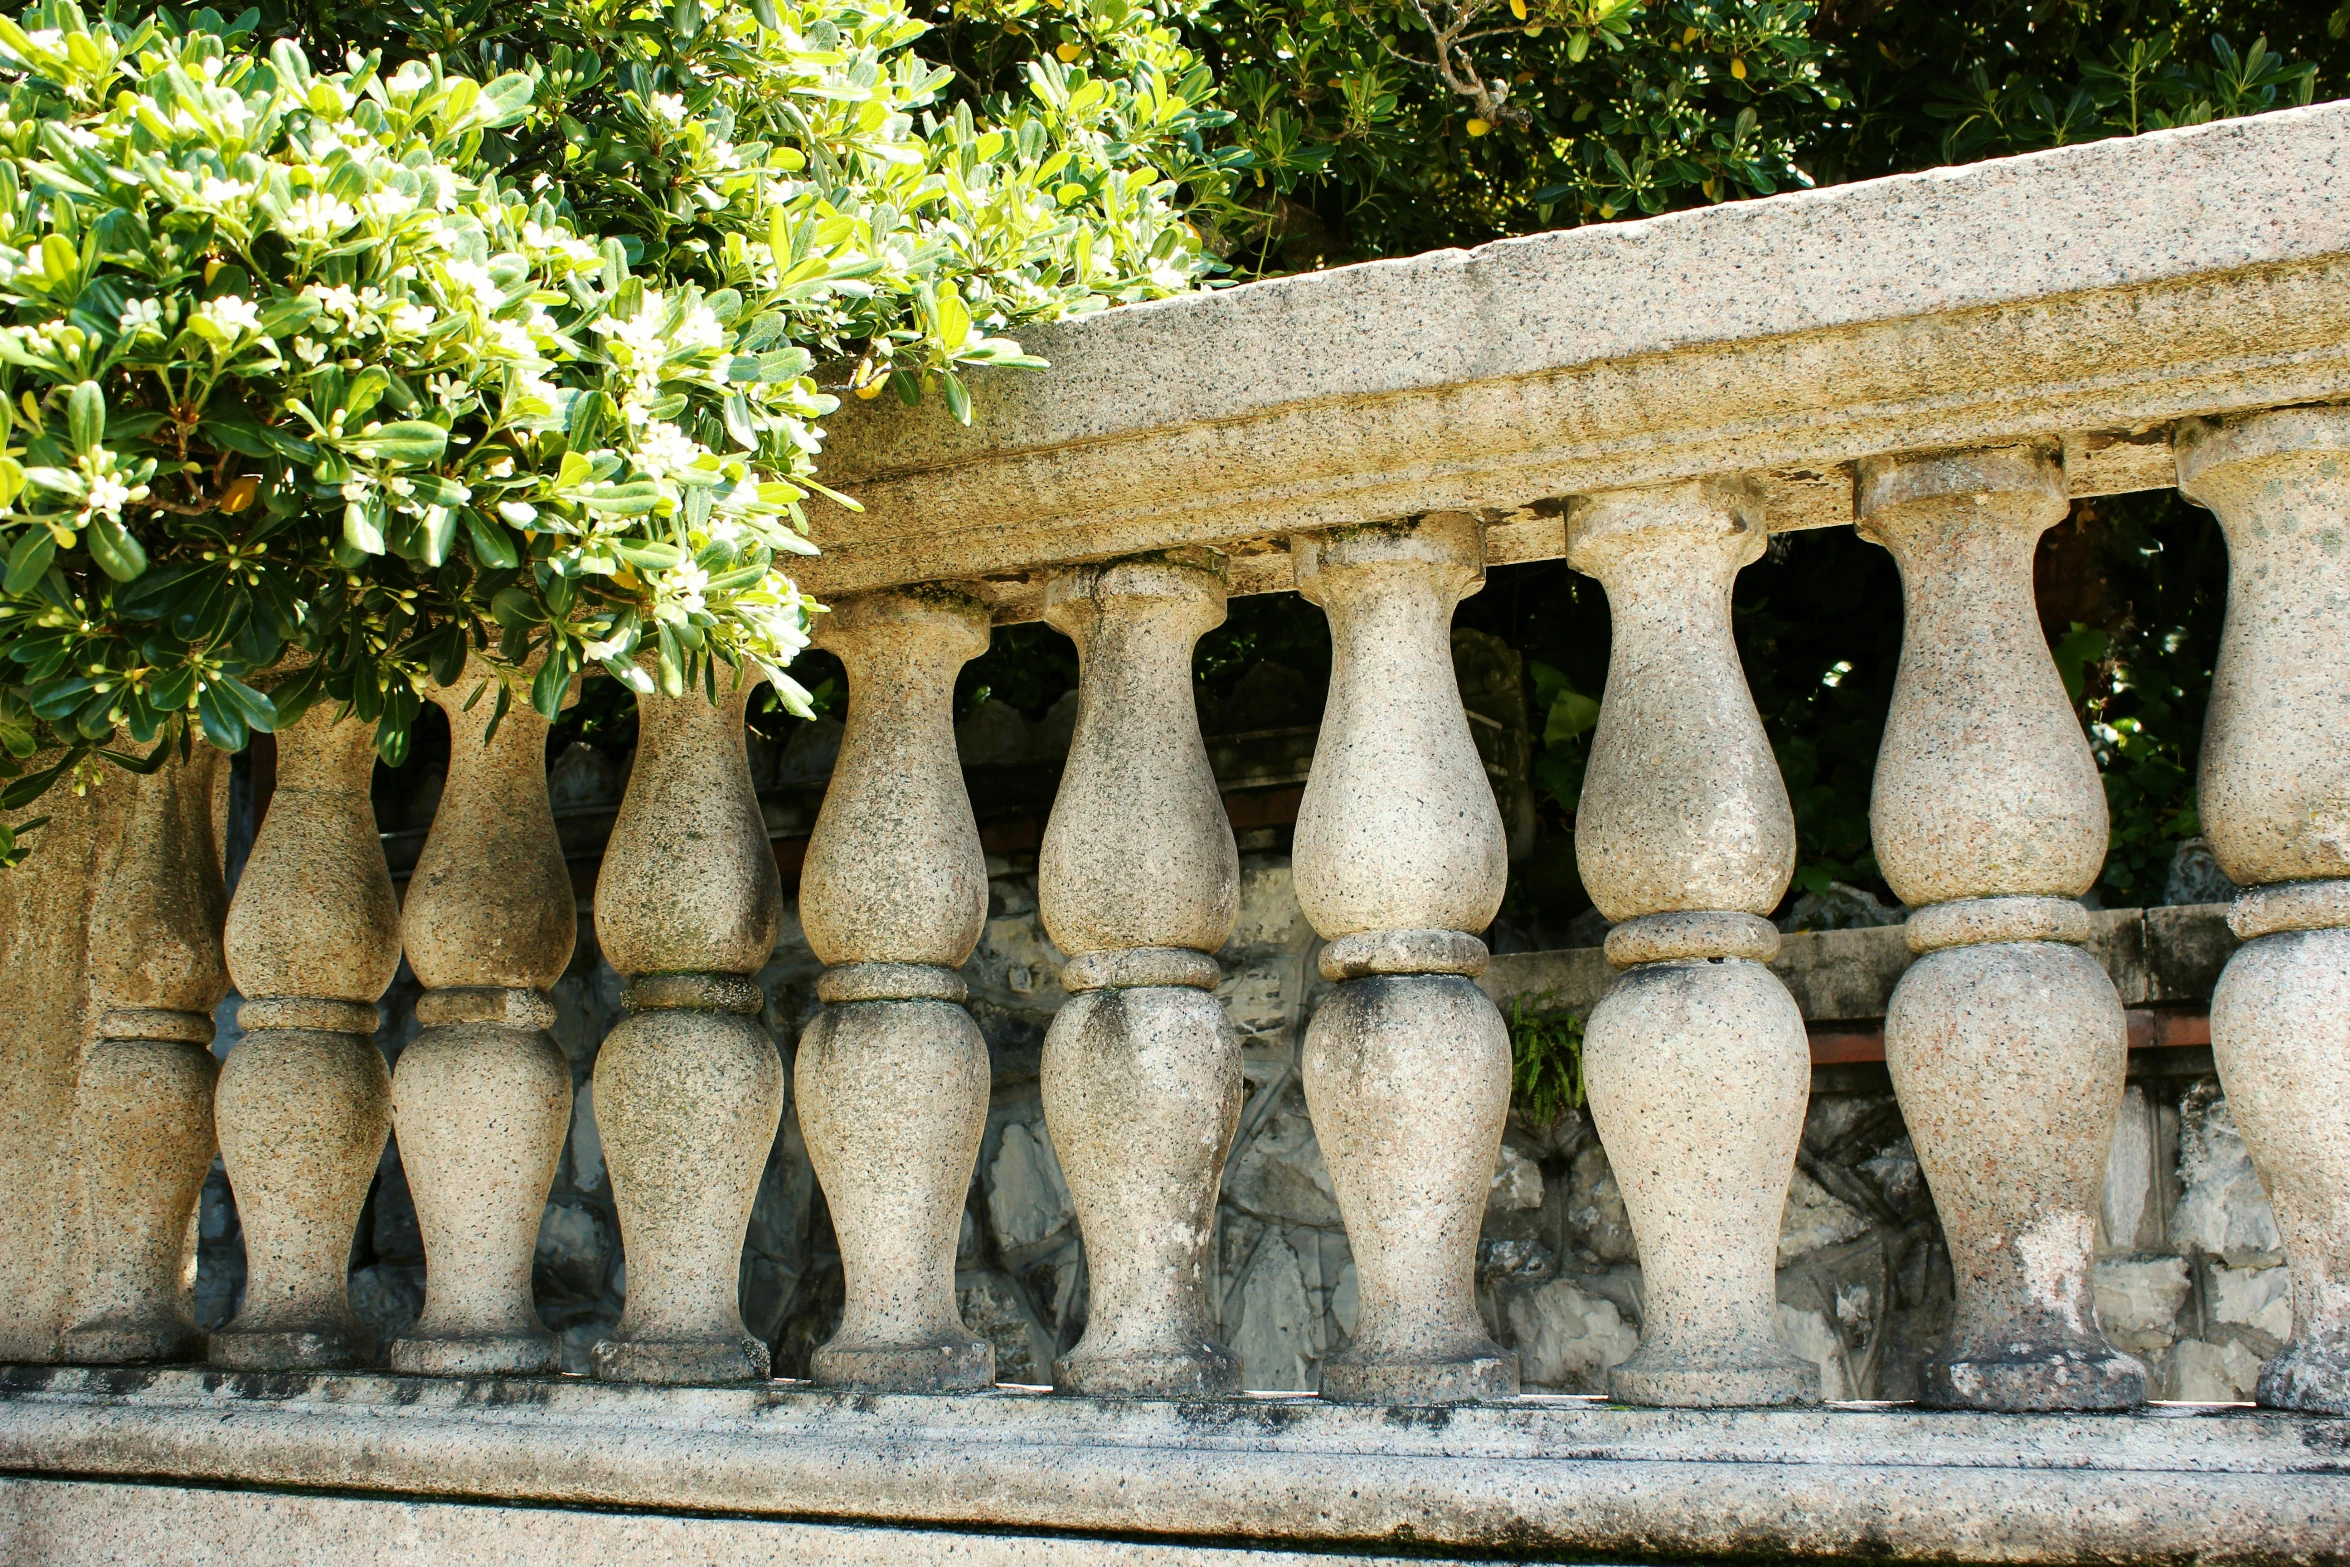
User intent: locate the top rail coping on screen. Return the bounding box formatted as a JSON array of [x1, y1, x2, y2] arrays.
[[802, 103, 2350, 618]]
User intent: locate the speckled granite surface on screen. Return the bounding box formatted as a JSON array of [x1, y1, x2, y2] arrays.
[[2, 1367, 2345, 1563]]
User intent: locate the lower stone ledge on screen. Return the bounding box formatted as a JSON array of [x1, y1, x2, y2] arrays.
[[1, 1368, 2347, 1565]]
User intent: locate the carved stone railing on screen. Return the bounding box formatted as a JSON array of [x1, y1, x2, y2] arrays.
[[4, 103, 2350, 1564]]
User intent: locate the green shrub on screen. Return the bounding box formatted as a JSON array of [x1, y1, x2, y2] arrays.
[[0, 0, 1226, 861]]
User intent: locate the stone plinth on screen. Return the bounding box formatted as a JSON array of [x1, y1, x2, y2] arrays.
[[0, 1369, 2345, 1565]]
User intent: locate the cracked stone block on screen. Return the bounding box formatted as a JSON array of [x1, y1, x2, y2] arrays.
[[349, 1261, 425, 1350], [1778, 1169, 1873, 1267], [1223, 1112, 1342, 1228], [1229, 1233, 1316, 1392], [957, 1271, 1051, 1385], [2207, 1261, 2293, 1343], [1774, 1304, 1850, 1400], [986, 1118, 1074, 1253], [2172, 1336, 2265, 1402], [1858, 1135, 1928, 1221], [1564, 1142, 1638, 1264], [2092, 1256, 2191, 1351], [2100, 1087, 2155, 1255], [1489, 1143, 1545, 1213], [2174, 1084, 2282, 1262], [1504, 1278, 1638, 1392]]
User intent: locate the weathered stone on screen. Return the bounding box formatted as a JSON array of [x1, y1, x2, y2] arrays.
[[1860, 447, 2142, 1413], [1293, 516, 1515, 1406], [1772, 1305, 1850, 1400], [212, 709, 399, 1372], [1778, 1170, 1872, 1269], [986, 1116, 1075, 1254], [2101, 1086, 2156, 1255], [66, 746, 229, 1364], [798, 589, 996, 1393], [591, 676, 784, 1385], [1564, 1143, 1638, 1264], [2178, 406, 2350, 1417], [1222, 1114, 1343, 1229], [0, 774, 126, 1364], [1226, 1232, 1316, 1391], [2173, 1080, 2284, 1262], [390, 659, 574, 1377], [955, 1272, 1051, 1385], [1503, 1279, 1638, 1392], [805, 107, 2350, 601], [1039, 558, 1243, 1398], [18, 1368, 2350, 1563], [2172, 1337, 2265, 1402], [1488, 1144, 1543, 1214], [2092, 1258, 2191, 1353], [1569, 479, 1815, 1410], [2209, 1261, 2294, 1342]]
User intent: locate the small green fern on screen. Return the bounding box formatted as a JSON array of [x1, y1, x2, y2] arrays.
[[1507, 991, 1586, 1126]]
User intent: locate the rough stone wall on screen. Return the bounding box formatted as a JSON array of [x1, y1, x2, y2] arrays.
[[190, 850, 2286, 1401]]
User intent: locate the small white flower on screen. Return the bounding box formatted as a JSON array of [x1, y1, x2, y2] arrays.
[[280, 193, 358, 243], [673, 303, 724, 353], [292, 335, 328, 366], [116, 299, 162, 337], [195, 295, 263, 339], [633, 421, 705, 481], [650, 93, 688, 127], [193, 175, 255, 206], [441, 258, 505, 315], [485, 319, 537, 359], [81, 471, 134, 520], [362, 188, 419, 223], [655, 559, 709, 615], [387, 302, 438, 337], [305, 283, 360, 324]]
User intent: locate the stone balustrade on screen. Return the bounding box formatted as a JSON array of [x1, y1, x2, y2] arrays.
[[5, 104, 2350, 1563]]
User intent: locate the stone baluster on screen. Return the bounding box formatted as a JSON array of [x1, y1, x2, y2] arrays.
[[1566, 480, 1818, 1407], [1038, 556, 1243, 1396], [2177, 408, 2350, 1414], [591, 669, 784, 1383], [211, 708, 399, 1369], [65, 745, 230, 1363], [388, 660, 575, 1375], [1292, 515, 1517, 1404], [1859, 447, 2144, 1411], [797, 589, 994, 1392]]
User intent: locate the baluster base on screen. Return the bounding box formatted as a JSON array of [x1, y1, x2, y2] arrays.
[[1608, 1349, 1816, 1409], [815, 1339, 995, 1393], [1053, 1341, 1241, 1399], [2254, 1343, 2350, 1414], [63, 1319, 205, 1365], [1319, 1348, 1516, 1406], [591, 1335, 771, 1385], [389, 1330, 560, 1377], [1922, 1338, 2147, 1413], [208, 1328, 364, 1372]]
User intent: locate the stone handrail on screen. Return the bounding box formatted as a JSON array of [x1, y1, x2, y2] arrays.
[[802, 103, 2350, 614], [4, 101, 2350, 1566]]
